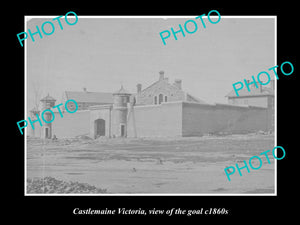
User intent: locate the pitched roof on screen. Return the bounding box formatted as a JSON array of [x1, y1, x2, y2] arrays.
[[65, 91, 114, 103], [226, 86, 274, 98], [140, 78, 207, 104], [186, 93, 207, 104]]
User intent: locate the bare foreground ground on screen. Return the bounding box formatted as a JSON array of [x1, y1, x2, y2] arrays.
[[26, 133, 275, 194]]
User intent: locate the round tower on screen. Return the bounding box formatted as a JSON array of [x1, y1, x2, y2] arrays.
[[112, 86, 131, 137], [29, 107, 40, 137], [40, 94, 56, 139]]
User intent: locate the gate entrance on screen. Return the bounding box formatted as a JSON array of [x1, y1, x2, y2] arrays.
[[45, 127, 50, 139], [120, 124, 125, 137], [94, 119, 105, 138]]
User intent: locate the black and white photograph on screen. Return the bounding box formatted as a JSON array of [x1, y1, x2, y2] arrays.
[[14, 5, 297, 221], [24, 15, 276, 195]]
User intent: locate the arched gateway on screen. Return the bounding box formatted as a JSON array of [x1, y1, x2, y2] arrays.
[[94, 119, 105, 138]]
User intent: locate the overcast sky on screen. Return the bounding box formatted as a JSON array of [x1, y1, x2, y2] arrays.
[[26, 16, 275, 110]]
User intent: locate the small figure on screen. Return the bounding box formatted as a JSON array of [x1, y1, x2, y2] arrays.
[[157, 158, 163, 165]]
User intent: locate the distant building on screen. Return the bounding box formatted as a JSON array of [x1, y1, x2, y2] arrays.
[[225, 79, 275, 108], [35, 94, 57, 139], [225, 80, 275, 131], [135, 71, 206, 105], [63, 71, 204, 111]]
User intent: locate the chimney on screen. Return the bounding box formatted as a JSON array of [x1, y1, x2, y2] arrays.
[[174, 79, 182, 90], [159, 71, 164, 81], [245, 79, 257, 89], [137, 83, 142, 93]]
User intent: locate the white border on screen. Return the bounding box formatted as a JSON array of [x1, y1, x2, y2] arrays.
[[24, 15, 277, 196], [24, 19, 28, 195]]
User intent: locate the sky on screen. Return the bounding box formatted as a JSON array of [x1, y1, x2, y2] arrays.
[[26, 16, 275, 111]]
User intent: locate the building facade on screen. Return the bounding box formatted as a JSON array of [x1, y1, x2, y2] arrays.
[[29, 71, 275, 139], [225, 79, 275, 131], [135, 71, 206, 106]]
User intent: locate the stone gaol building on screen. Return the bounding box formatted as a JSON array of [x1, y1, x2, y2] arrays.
[[28, 71, 274, 139]]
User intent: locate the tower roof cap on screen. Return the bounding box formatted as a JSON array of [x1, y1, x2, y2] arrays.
[[113, 85, 131, 95], [40, 93, 56, 102]]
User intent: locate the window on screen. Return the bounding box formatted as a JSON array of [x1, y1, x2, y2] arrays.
[[45, 128, 49, 139], [159, 94, 163, 104], [154, 96, 157, 105], [165, 96, 168, 102]]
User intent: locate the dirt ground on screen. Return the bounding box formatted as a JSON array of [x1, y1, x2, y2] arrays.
[[26, 133, 275, 195]]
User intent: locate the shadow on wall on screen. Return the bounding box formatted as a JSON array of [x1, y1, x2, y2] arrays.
[[182, 102, 271, 137]]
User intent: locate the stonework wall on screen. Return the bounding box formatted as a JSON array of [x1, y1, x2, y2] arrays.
[[29, 98, 273, 139], [182, 102, 270, 136], [136, 79, 185, 105], [51, 110, 90, 138], [127, 102, 182, 137], [27, 119, 42, 138]]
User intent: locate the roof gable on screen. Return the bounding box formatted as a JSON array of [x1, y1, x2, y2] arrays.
[[139, 78, 206, 104], [139, 78, 184, 95], [40, 94, 56, 102], [186, 93, 207, 104], [113, 85, 131, 95]]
